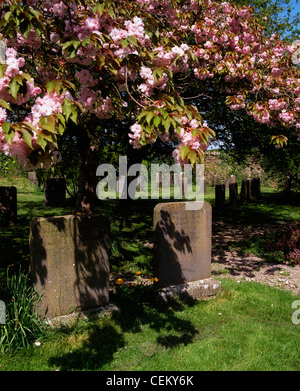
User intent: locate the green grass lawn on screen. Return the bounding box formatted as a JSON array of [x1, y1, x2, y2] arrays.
[[0, 177, 300, 371], [0, 278, 299, 371]]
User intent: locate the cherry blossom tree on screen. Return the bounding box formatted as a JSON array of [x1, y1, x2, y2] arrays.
[[0, 0, 300, 212]]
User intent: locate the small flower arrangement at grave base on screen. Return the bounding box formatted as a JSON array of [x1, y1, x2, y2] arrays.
[[114, 272, 159, 288], [112, 272, 163, 318]]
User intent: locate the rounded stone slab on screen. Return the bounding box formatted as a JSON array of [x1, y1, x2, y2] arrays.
[[153, 201, 212, 288]]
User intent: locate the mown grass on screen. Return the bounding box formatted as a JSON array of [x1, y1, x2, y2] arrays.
[[0, 279, 299, 371], [0, 177, 300, 371]]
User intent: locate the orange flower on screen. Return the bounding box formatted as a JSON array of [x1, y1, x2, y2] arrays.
[[116, 278, 123, 285]]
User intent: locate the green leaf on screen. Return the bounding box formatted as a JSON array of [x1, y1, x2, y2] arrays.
[[127, 35, 138, 46], [20, 73, 32, 82], [146, 111, 154, 125], [37, 134, 48, 151], [38, 130, 57, 144], [2, 122, 14, 144], [56, 113, 65, 126], [187, 150, 197, 165], [39, 115, 56, 133], [163, 117, 171, 133], [0, 99, 11, 111], [180, 145, 190, 160], [9, 79, 19, 100], [72, 39, 81, 50], [62, 99, 72, 121], [18, 127, 34, 149], [93, 3, 106, 16], [121, 38, 129, 48], [46, 80, 54, 93], [22, 121, 38, 133], [61, 41, 73, 51], [4, 11, 12, 22], [153, 115, 161, 127], [192, 129, 198, 138], [96, 55, 106, 67]]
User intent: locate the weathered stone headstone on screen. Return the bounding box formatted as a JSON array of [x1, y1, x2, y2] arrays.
[[230, 174, 236, 184], [30, 214, 110, 318], [156, 172, 162, 188], [162, 173, 171, 187], [240, 179, 251, 202], [28, 171, 40, 186], [116, 176, 125, 195], [154, 202, 215, 289], [251, 178, 261, 199], [0, 186, 17, 226], [44, 178, 66, 206], [174, 173, 188, 198], [181, 176, 188, 197], [215, 184, 225, 209], [214, 175, 220, 187], [225, 179, 230, 189], [229, 183, 238, 206], [136, 175, 145, 191], [28, 171, 39, 186]]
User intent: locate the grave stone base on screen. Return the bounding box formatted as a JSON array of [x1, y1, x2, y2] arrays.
[[159, 278, 221, 301]]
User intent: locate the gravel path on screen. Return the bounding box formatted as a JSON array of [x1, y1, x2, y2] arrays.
[[211, 222, 300, 294]]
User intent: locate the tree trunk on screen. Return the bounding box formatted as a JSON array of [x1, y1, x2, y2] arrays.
[[75, 126, 100, 214]]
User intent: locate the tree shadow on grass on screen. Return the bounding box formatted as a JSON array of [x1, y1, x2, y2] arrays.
[[110, 283, 199, 346], [46, 285, 199, 370], [47, 323, 125, 371]]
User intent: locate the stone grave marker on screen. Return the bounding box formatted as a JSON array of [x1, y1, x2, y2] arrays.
[[30, 214, 110, 318], [215, 184, 225, 209], [28, 171, 39, 186], [116, 176, 126, 195], [229, 183, 238, 206], [230, 174, 236, 184], [156, 173, 163, 189], [45, 178, 66, 206], [136, 175, 145, 191], [153, 201, 221, 298], [251, 178, 261, 199], [174, 173, 188, 198], [214, 175, 220, 187], [240, 179, 251, 202], [0, 186, 17, 226]]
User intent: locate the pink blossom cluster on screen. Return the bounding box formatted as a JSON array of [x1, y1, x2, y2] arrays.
[[1, 0, 300, 169], [26, 92, 63, 128], [128, 122, 143, 149]]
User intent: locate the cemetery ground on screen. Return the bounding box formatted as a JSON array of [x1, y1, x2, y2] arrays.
[[0, 177, 300, 371]]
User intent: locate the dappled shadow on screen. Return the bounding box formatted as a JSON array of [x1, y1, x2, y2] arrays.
[[46, 284, 199, 370], [30, 214, 110, 318], [110, 282, 199, 349], [48, 323, 125, 370], [211, 221, 288, 279], [154, 208, 192, 288]]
